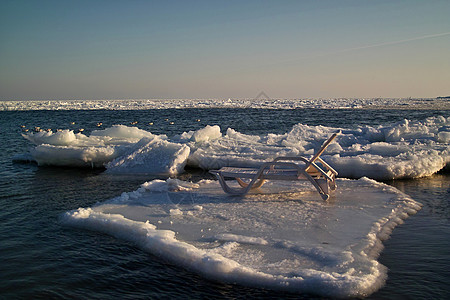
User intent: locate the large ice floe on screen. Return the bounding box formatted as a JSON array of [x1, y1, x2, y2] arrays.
[[17, 116, 450, 179], [61, 177, 422, 298]]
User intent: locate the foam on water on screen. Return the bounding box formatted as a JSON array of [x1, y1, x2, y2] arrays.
[[16, 116, 450, 180], [61, 178, 421, 298]]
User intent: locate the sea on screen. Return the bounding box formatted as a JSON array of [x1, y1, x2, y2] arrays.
[[0, 103, 449, 299]]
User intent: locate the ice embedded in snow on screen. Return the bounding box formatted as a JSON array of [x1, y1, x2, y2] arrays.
[[61, 177, 422, 298], [17, 116, 450, 179]]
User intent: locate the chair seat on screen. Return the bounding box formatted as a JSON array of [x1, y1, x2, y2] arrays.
[[209, 132, 340, 200], [216, 167, 299, 180], [215, 166, 327, 180]]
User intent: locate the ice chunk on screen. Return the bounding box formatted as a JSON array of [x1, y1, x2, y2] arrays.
[[437, 131, 450, 143], [19, 125, 188, 174], [191, 125, 221, 142], [30, 144, 119, 168], [91, 124, 157, 141], [22, 129, 77, 146], [214, 233, 269, 245], [106, 137, 190, 176]]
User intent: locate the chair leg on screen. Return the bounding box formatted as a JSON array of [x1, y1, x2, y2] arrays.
[[321, 193, 330, 201], [215, 172, 254, 195], [236, 178, 266, 189], [317, 179, 329, 195], [330, 179, 337, 191], [236, 177, 248, 188], [301, 171, 330, 201]]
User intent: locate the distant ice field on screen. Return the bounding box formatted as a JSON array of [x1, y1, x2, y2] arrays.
[[1, 97, 449, 111]]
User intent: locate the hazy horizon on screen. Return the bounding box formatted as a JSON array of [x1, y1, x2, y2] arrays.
[[1, 95, 449, 102], [1, 0, 449, 100]]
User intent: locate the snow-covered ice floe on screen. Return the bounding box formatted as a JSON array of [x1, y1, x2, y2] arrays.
[[61, 177, 422, 298], [17, 116, 450, 180]]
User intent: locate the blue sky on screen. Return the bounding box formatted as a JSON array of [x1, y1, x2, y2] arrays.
[[1, 0, 449, 100]]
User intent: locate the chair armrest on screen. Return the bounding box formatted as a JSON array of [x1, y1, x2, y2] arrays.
[[272, 156, 309, 164], [271, 156, 312, 172], [263, 161, 302, 170]]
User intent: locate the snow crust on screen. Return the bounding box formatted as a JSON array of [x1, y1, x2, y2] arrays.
[[61, 177, 421, 298], [17, 116, 450, 180], [2, 98, 449, 110]]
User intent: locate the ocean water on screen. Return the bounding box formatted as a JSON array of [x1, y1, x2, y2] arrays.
[[0, 108, 449, 299]]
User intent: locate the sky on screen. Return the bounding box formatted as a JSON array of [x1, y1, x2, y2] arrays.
[[0, 0, 449, 100]]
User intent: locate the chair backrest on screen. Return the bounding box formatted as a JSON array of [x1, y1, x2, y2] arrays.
[[308, 132, 339, 164]]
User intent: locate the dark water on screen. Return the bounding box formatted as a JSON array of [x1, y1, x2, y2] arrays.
[[0, 109, 449, 299]]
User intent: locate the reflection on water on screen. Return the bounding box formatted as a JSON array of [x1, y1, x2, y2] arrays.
[[387, 173, 450, 219]]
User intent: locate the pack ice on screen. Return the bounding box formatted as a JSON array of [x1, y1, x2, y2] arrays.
[[18, 116, 450, 180]]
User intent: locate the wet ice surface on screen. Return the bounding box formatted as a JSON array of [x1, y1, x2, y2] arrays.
[[62, 178, 421, 298]]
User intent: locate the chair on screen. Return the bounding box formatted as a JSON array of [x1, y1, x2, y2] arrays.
[[209, 132, 339, 200]]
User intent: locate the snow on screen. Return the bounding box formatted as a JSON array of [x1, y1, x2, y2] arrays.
[[16, 116, 450, 179], [61, 177, 422, 298]]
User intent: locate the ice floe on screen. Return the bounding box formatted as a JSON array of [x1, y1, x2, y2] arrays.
[[61, 177, 422, 298]]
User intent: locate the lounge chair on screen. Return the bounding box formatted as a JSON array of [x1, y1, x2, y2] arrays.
[[209, 132, 339, 200]]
